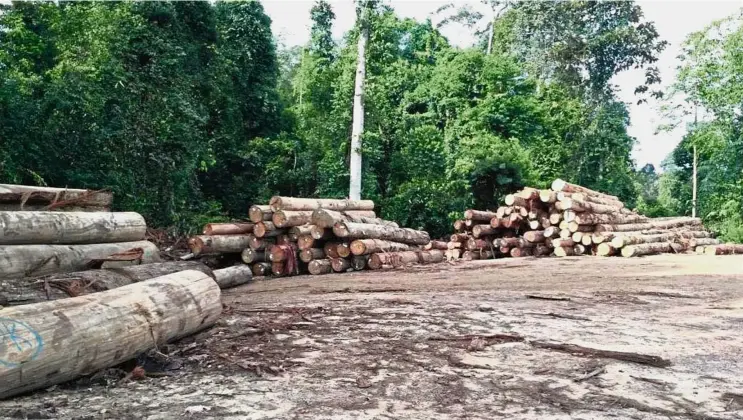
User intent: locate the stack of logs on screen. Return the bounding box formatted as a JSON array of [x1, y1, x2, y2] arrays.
[[449, 179, 721, 259], [190, 196, 443, 276]]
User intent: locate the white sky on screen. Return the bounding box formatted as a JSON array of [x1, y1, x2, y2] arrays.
[[262, 0, 743, 170]]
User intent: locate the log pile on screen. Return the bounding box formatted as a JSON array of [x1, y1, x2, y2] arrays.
[[448, 179, 720, 259], [193, 196, 439, 277], [0, 184, 112, 212]]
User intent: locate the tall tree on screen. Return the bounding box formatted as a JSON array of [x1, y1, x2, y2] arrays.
[[349, 0, 371, 200]]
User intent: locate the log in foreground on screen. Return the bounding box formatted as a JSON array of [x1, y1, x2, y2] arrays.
[[308, 259, 332, 275], [0, 270, 222, 399], [349, 239, 414, 255], [0, 241, 161, 280], [334, 222, 430, 245], [704, 244, 743, 255], [270, 196, 374, 212], [621, 242, 684, 257], [188, 235, 250, 256], [203, 223, 254, 236], [0, 261, 213, 306], [0, 184, 113, 210], [0, 211, 146, 245], [213, 265, 253, 289]]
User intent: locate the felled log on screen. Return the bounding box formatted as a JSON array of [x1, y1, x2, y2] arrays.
[[464, 219, 476, 228], [299, 248, 325, 263], [0, 184, 113, 211], [554, 246, 575, 257], [445, 249, 461, 261], [573, 244, 586, 255], [504, 194, 528, 207], [552, 238, 575, 248], [213, 265, 253, 289], [567, 222, 595, 233], [453, 220, 466, 232], [510, 248, 533, 258], [464, 209, 498, 222], [330, 258, 352, 272], [349, 239, 413, 255], [0, 270, 221, 399], [704, 244, 743, 255], [450, 233, 469, 242], [241, 248, 267, 264], [539, 190, 557, 203], [270, 197, 374, 212], [550, 179, 619, 201], [272, 210, 314, 228], [688, 238, 720, 248], [268, 243, 298, 263], [496, 207, 508, 218], [534, 244, 551, 256], [336, 243, 352, 258], [308, 259, 332, 275], [310, 225, 335, 240], [188, 235, 250, 256], [462, 250, 494, 260], [369, 250, 444, 269], [298, 234, 319, 250], [559, 229, 573, 239], [523, 231, 545, 243], [466, 238, 492, 251], [203, 223, 254, 236], [351, 255, 369, 270], [0, 212, 145, 245], [0, 241, 160, 280], [248, 235, 274, 251], [516, 188, 539, 200], [574, 213, 647, 225], [494, 237, 521, 248], [581, 234, 593, 246], [254, 222, 285, 238], [594, 217, 702, 233], [596, 243, 617, 256], [549, 213, 562, 225], [288, 225, 314, 241], [528, 220, 541, 230], [472, 224, 498, 238], [571, 232, 584, 243], [0, 261, 213, 306], [558, 199, 629, 215], [251, 262, 272, 276], [621, 242, 684, 257], [333, 222, 430, 245], [611, 232, 682, 248], [424, 240, 448, 250], [570, 192, 624, 208], [271, 262, 289, 276], [543, 227, 560, 238], [323, 242, 341, 258], [248, 205, 272, 223]]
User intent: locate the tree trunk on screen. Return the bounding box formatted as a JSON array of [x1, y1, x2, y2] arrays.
[[310, 225, 335, 240], [453, 220, 466, 232], [248, 205, 272, 223], [270, 196, 375, 212], [466, 238, 491, 251], [704, 244, 743, 255], [504, 194, 528, 207], [251, 262, 272, 276], [241, 248, 267, 264], [553, 246, 574, 257], [550, 179, 619, 201], [298, 234, 319, 250], [337, 242, 352, 258], [308, 259, 332, 275], [493, 237, 520, 248], [688, 238, 720, 248], [333, 222, 430, 245], [0, 261, 213, 306], [272, 210, 314, 228], [310, 209, 383, 229], [611, 232, 681, 248], [0, 212, 145, 245], [424, 240, 448, 250], [594, 217, 702, 233], [0, 241, 160, 280], [570, 192, 624, 208], [567, 222, 595, 233], [348, 0, 370, 200], [188, 235, 250, 256], [597, 243, 617, 256], [331, 258, 352, 272], [213, 265, 253, 289], [472, 224, 498, 238], [464, 209, 498, 221], [349, 239, 413, 255], [0, 184, 113, 211], [248, 235, 274, 251], [0, 270, 221, 399], [203, 223, 254, 236], [254, 222, 286, 238], [351, 255, 369, 270], [574, 213, 647, 225], [523, 231, 545, 243], [323, 242, 341, 258], [622, 242, 684, 257], [288, 225, 314, 241], [299, 248, 325, 263]]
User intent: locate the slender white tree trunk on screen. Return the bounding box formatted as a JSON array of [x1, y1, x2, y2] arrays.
[[349, 5, 368, 201]]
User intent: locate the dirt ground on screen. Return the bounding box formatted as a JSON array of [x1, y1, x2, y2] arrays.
[[3, 254, 743, 419]]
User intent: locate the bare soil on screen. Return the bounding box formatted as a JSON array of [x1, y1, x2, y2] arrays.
[[3, 254, 743, 419]]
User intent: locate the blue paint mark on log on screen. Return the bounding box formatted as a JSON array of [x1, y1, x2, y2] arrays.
[[0, 317, 43, 368]]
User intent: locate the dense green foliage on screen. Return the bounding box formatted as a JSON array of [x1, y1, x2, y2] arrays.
[[4, 0, 727, 238], [658, 11, 743, 241]]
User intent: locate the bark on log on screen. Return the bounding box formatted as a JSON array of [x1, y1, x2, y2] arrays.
[[704, 244, 743, 255], [270, 197, 374, 212], [0, 241, 160, 280], [450, 233, 469, 243], [0, 261, 213, 306], [534, 244, 551, 256], [297, 234, 319, 250], [453, 220, 466, 232], [288, 225, 315, 241], [299, 248, 325, 263], [271, 262, 288, 276], [254, 222, 286, 238], [493, 237, 520, 248], [462, 250, 494, 260], [241, 248, 267, 264], [510, 248, 533, 258], [424, 240, 448, 250], [323, 242, 341, 258], [203, 223, 254, 236], [349, 239, 413, 256], [574, 213, 647, 225], [464, 209, 498, 222], [550, 179, 619, 201], [523, 231, 545, 243], [0, 270, 221, 399], [351, 255, 369, 270], [188, 235, 251, 256], [272, 211, 314, 228], [570, 192, 624, 208], [333, 222, 430, 245], [310, 209, 382, 228], [337, 243, 352, 258], [213, 265, 253, 289], [621, 242, 684, 257], [330, 258, 352, 272], [268, 244, 298, 263], [688, 238, 720, 248], [308, 259, 333, 275], [552, 238, 575, 248], [466, 238, 492, 251], [472, 224, 498, 238], [543, 227, 560, 238], [248, 205, 272, 223], [567, 222, 595, 233], [0, 184, 113, 210], [248, 235, 274, 251], [516, 188, 539, 200], [594, 217, 702, 233], [0, 212, 146, 245], [553, 246, 574, 257], [251, 262, 272, 276], [610, 232, 682, 248]]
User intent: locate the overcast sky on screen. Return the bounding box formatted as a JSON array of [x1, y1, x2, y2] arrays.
[[262, 0, 743, 170]]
